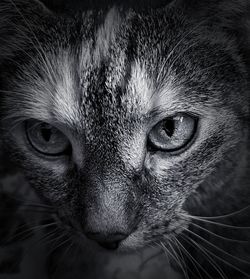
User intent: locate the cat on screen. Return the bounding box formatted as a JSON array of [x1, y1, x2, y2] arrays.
[[0, 0, 250, 278]]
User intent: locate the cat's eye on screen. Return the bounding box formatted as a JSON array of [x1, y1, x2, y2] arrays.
[[25, 120, 71, 156], [148, 114, 197, 152]]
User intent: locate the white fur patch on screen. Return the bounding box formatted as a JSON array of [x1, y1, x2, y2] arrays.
[[123, 60, 154, 113], [52, 50, 81, 126]]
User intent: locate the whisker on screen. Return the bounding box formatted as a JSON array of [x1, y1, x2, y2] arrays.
[[173, 236, 204, 279], [156, 242, 170, 265], [2, 207, 55, 215], [41, 231, 68, 259], [3, 193, 55, 209], [50, 238, 73, 277], [181, 217, 249, 243], [183, 232, 250, 279], [6, 221, 58, 242], [182, 205, 250, 220], [171, 237, 189, 276], [168, 238, 189, 279], [179, 234, 216, 279], [23, 227, 61, 256], [182, 227, 250, 271], [181, 233, 228, 279], [180, 213, 250, 230], [47, 234, 72, 265], [159, 241, 187, 277]]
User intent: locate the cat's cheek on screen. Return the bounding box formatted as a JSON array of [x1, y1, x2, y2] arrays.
[[24, 169, 77, 208], [22, 153, 73, 182], [3, 141, 77, 206], [144, 151, 184, 179]]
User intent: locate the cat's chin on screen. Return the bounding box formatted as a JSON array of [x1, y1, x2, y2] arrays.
[[72, 235, 143, 255], [116, 237, 145, 254], [99, 241, 149, 255], [96, 234, 146, 254], [74, 229, 148, 254]]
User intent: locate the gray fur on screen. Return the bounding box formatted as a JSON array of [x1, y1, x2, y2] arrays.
[[0, 0, 250, 277]]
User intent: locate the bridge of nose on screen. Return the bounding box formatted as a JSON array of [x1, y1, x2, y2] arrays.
[[81, 173, 136, 236]]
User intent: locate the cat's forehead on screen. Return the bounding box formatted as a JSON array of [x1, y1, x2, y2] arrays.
[[42, 8, 180, 130], [63, 8, 245, 126], [17, 6, 247, 140]]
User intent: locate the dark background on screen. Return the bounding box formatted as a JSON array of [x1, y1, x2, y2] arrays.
[[42, 0, 173, 12]]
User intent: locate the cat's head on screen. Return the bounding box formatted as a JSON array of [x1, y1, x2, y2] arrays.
[[0, 0, 249, 251]]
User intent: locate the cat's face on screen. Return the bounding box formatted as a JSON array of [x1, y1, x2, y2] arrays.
[[0, 0, 249, 251]]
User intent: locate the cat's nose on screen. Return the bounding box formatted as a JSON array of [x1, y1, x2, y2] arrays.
[[85, 232, 128, 250]]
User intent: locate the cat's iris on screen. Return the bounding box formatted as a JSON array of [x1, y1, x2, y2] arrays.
[[25, 120, 71, 156], [148, 114, 197, 153]]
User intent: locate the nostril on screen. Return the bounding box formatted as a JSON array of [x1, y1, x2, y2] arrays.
[[85, 232, 128, 250]]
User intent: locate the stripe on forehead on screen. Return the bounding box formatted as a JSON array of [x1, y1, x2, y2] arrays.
[[38, 7, 124, 127], [53, 10, 178, 128], [78, 7, 126, 98], [17, 7, 178, 131], [79, 7, 122, 69]]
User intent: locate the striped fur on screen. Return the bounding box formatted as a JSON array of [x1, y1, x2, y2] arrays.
[[0, 0, 250, 278]]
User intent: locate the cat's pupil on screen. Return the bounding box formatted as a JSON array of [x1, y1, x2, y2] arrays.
[[41, 126, 52, 142], [163, 119, 175, 137]]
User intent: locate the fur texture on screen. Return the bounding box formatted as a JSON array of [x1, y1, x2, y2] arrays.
[[0, 0, 250, 278]]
